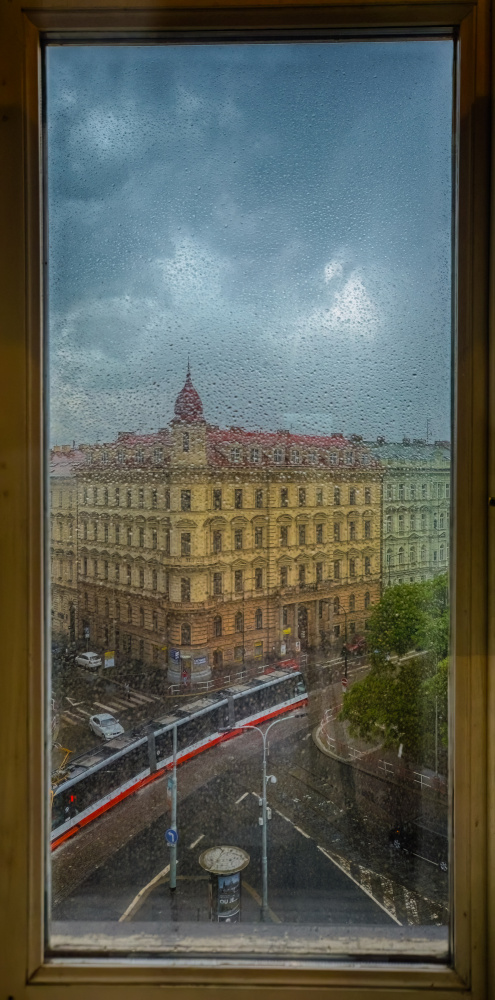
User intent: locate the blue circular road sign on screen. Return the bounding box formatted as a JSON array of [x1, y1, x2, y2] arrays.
[[165, 828, 178, 845]]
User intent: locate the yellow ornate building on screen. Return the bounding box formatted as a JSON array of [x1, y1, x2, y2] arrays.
[[50, 371, 382, 681]]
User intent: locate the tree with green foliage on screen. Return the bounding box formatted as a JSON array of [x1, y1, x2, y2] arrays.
[[340, 575, 449, 767], [366, 574, 448, 662]]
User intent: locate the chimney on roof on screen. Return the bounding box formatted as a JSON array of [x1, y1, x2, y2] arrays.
[[376, 436, 386, 445], [402, 436, 411, 445]]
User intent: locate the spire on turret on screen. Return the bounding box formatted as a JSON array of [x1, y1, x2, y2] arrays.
[[173, 367, 205, 424]]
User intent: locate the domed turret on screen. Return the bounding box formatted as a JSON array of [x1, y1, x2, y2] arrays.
[[173, 366, 205, 424]]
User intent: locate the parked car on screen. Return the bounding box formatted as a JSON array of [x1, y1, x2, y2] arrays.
[[75, 651, 102, 670], [344, 636, 367, 656], [89, 713, 124, 740]]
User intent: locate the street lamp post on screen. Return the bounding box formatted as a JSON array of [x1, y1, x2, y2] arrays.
[[222, 711, 306, 921], [169, 723, 178, 891], [342, 607, 348, 679]]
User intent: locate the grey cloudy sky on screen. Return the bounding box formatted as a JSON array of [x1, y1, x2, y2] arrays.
[[46, 41, 453, 445]]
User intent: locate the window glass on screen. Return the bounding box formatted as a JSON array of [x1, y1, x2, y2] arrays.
[[47, 39, 452, 960]]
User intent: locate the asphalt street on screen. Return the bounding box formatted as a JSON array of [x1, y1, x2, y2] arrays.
[[52, 716, 448, 928]]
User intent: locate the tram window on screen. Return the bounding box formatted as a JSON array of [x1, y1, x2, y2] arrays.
[[44, 35, 456, 967]]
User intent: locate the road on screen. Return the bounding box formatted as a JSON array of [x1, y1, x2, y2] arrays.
[[51, 650, 367, 760], [52, 714, 448, 928], [51, 655, 168, 757]]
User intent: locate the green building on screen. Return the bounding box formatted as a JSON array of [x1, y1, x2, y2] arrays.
[[369, 440, 451, 587]]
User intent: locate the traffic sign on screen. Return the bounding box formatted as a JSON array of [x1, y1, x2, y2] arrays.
[[165, 827, 178, 845]]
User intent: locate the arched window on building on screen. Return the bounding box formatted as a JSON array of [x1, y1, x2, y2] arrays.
[[398, 514, 404, 534], [152, 569, 158, 591], [139, 607, 144, 627], [386, 549, 392, 566], [440, 545, 445, 562], [127, 604, 132, 623], [255, 608, 263, 629], [398, 547, 405, 565], [421, 545, 427, 562], [181, 622, 191, 646], [333, 597, 340, 615], [364, 591, 371, 609], [235, 612, 243, 633], [214, 615, 222, 637], [349, 594, 355, 611], [152, 611, 158, 632], [410, 547, 416, 564]]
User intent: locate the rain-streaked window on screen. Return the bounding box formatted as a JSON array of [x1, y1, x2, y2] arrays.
[[47, 39, 453, 961]]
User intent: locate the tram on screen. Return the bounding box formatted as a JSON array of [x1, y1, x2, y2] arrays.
[[51, 663, 307, 850]]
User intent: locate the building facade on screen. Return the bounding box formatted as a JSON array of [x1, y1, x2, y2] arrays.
[[369, 440, 451, 587], [50, 372, 382, 681]]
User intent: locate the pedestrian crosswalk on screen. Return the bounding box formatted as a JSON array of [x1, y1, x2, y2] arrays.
[[59, 686, 160, 729]]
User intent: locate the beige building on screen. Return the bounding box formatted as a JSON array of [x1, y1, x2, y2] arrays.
[[51, 372, 382, 681]]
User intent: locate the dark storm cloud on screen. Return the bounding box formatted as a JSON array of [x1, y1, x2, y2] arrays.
[[46, 41, 453, 444]]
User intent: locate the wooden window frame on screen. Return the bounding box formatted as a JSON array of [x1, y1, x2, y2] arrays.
[[0, 0, 493, 997]]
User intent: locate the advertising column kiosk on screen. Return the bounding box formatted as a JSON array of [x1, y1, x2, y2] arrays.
[[199, 846, 250, 923]]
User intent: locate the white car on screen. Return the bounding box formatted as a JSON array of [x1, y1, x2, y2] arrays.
[[75, 651, 102, 670], [89, 713, 124, 740]]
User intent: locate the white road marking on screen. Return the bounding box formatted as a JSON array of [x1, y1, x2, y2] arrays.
[[105, 698, 131, 710], [188, 834, 204, 850], [125, 691, 155, 704], [275, 809, 292, 822], [94, 701, 121, 714], [235, 791, 249, 805], [317, 846, 402, 926], [293, 824, 311, 839], [119, 863, 170, 922], [73, 707, 91, 718], [60, 714, 79, 726], [243, 880, 281, 924]]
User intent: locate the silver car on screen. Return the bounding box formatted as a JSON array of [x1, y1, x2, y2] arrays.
[[75, 651, 102, 670], [89, 713, 124, 740]]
